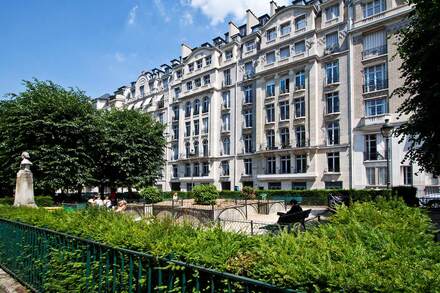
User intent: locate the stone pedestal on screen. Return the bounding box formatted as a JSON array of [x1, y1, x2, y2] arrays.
[[13, 152, 36, 207]]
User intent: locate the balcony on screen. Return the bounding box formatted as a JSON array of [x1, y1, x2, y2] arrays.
[[362, 45, 387, 60], [364, 151, 385, 161], [324, 46, 340, 56], [243, 72, 255, 81], [358, 114, 389, 129], [294, 84, 305, 91], [257, 172, 317, 181], [363, 79, 388, 93]]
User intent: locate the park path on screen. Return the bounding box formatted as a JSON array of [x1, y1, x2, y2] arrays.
[[0, 268, 28, 293]]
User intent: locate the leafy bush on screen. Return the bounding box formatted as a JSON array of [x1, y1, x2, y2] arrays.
[[139, 186, 163, 204], [241, 186, 256, 200], [0, 196, 54, 207], [192, 184, 218, 205]]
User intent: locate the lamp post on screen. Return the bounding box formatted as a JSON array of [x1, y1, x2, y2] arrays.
[[380, 119, 394, 189]]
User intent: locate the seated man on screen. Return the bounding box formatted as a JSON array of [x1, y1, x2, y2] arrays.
[[278, 199, 303, 216]]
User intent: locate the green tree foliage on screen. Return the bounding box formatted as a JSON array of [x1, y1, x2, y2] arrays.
[[93, 109, 166, 190], [192, 184, 219, 205], [139, 186, 163, 203], [0, 80, 97, 194], [394, 0, 440, 175]]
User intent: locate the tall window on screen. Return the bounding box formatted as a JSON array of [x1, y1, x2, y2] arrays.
[[295, 70, 305, 89], [172, 144, 178, 160], [185, 142, 191, 158], [366, 167, 376, 186], [365, 98, 387, 116], [294, 97, 306, 118], [279, 101, 290, 120], [280, 77, 290, 94], [196, 59, 203, 69], [266, 129, 275, 149], [193, 140, 199, 156], [172, 165, 178, 178], [185, 102, 191, 117], [244, 62, 254, 76], [326, 61, 339, 84], [185, 164, 191, 177], [326, 92, 340, 113], [364, 63, 387, 92], [244, 85, 253, 104], [222, 114, 230, 131], [188, 63, 194, 72], [280, 22, 291, 36], [294, 41, 306, 54], [327, 152, 340, 172], [194, 120, 199, 135], [363, 0, 385, 18], [295, 125, 306, 147], [280, 46, 290, 59], [325, 4, 339, 21], [280, 156, 291, 174], [325, 32, 339, 50], [202, 118, 209, 134], [172, 106, 179, 121], [185, 122, 191, 137], [186, 81, 193, 91], [193, 163, 200, 177], [244, 135, 253, 153], [244, 159, 252, 175], [205, 55, 212, 66], [365, 134, 378, 160], [221, 161, 230, 176], [174, 87, 181, 99], [266, 28, 277, 42], [225, 50, 233, 60], [223, 137, 230, 155], [193, 99, 200, 115], [244, 110, 253, 128], [266, 104, 275, 123], [222, 91, 230, 108], [295, 154, 307, 173], [172, 123, 179, 140], [266, 157, 276, 174], [266, 80, 275, 97], [280, 127, 290, 147], [202, 162, 210, 176], [363, 31, 386, 59], [266, 51, 276, 64], [245, 41, 255, 52], [202, 139, 209, 156], [224, 69, 231, 85], [402, 166, 413, 185], [327, 121, 340, 145], [139, 85, 145, 97], [203, 75, 211, 85], [202, 96, 209, 113], [295, 15, 306, 30]]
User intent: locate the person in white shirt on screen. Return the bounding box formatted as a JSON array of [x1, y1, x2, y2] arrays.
[[95, 196, 104, 207]]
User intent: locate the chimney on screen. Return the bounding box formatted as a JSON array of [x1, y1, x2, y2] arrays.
[[270, 1, 278, 16], [181, 43, 192, 59], [246, 9, 259, 34], [228, 21, 240, 38]]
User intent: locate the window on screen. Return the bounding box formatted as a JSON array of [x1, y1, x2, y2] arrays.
[[188, 63, 194, 72], [295, 125, 306, 147], [172, 165, 178, 178], [326, 92, 340, 113], [244, 62, 254, 77], [295, 154, 307, 173], [366, 167, 376, 185], [245, 41, 256, 52], [403, 166, 413, 185], [325, 32, 339, 50], [172, 106, 179, 121], [244, 134, 253, 153], [194, 120, 200, 135], [196, 59, 203, 69], [172, 123, 179, 140], [266, 51, 276, 64], [266, 28, 277, 41], [266, 80, 275, 97], [221, 161, 230, 176], [325, 4, 340, 21], [224, 69, 231, 85], [222, 114, 230, 131], [193, 99, 200, 115], [266, 157, 276, 174], [266, 104, 275, 123], [202, 118, 209, 134], [280, 127, 290, 147], [222, 91, 230, 108], [193, 140, 199, 156], [280, 22, 291, 36], [163, 78, 169, 89], [205, 55, 212, 66], [244, 85, 253, 104], [172, 144, 179, 160], [280, 46, 290, 59], [223, 137, 230, 155], [185, 142, 191, 158], [280, 156, 291, 174], [185, 164, 191, 177], [186, 183, 194, 191], [295, 70, 305, 90], [292, 182, 307, 190], [280, 77, 290, 94], [268, 182, 282, 190], [327, 152, 340, 172], [186, 81, 193, 91], [139, 85, 145, 97], [193, 163, 200, 177], [203, 75, 211, 85], [294, 41, 306, 54], [327, 121, 340, 145], [294, 97, 306, 118], [363, 0, 385, 18], [244, 110, 253, 128], [295, 15, 306, 30], [202, 139, 209, 156], [378, 167, 386, 186], [266, 129, 275, 149], [244, 159, 252, 175], [176, 70, 183, 79], [225, 50, 233, 60], [364, 63, 387, 92], [202, 162, 210, 176], [325, 181, 343, 189], [185, 122, 191, 137], [174, 87, 181, 99], [365, 98, 387, 116], [365, 134, 379, 160], [363, 31, 386, 59], [202, 96, 209, 113], [326, 61, 339, 84], [279, 101, 290, 120]]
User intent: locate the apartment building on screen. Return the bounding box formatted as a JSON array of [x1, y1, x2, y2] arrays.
[[96, 0, 439, 194]]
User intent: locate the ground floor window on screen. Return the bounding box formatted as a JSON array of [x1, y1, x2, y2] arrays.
[[268, 182, 282, 190], [186, 183, 195, 191], [242, 181, 253, 187], [171, 182, 181, 191], [221, 182, 231, 191], [291, 182, 307, 190], [402, 165, 413, 186], [325, 181, 343, 189]]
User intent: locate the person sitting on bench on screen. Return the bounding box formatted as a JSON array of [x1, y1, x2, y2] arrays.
[[278, 199, 303, 216]]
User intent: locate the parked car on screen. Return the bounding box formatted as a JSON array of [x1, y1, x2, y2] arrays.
[[418, 193, 440, 208]]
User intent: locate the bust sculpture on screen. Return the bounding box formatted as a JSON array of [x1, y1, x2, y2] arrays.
[[20, 152, 32, 170]]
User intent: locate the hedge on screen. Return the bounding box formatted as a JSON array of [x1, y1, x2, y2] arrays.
[[0, 196, 54, 207], [0, 200, 438, 291]]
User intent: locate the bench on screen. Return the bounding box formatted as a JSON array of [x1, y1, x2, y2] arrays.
[[261, 209, 312, 233]]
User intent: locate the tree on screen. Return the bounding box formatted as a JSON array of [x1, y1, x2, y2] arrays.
[[393, 0, 440, 176], [0, 79, 98, 195], [93, 109, 166, 191]]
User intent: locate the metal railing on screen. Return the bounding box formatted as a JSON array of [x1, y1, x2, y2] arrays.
[[362, 45, 387, 59], [362, 79, 388, 93], [0, 218, 295, 292]]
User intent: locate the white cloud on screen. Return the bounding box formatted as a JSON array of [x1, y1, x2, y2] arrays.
[[154, 0, 171, 22], [187, 0, 290, 26], [127, 5, 138, 25], [181, 11, 194, 25], [114, 52, 126, 63]]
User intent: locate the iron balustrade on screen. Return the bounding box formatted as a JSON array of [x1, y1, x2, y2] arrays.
[[363, 79, 388, 93], [362, 45, 387, 60], [0, 218, 295, 293]]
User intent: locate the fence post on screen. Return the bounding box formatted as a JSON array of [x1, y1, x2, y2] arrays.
[[245, 199, 248, 219], [250, 220, 254, 236]]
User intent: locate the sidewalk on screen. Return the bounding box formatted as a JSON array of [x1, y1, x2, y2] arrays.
[[0, 268, 28, 293]]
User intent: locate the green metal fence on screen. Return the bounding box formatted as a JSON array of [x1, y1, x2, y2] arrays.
[[0, 218, 295, 292]]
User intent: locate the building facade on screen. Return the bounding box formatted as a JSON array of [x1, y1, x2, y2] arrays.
[[96, 0, 439, 194]]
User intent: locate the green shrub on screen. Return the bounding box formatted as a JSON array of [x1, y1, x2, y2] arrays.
[[0, 196, 54, 207], [241, 186, 256, 200], [139, 186, 163, 203], [192, 184, 218, 205]]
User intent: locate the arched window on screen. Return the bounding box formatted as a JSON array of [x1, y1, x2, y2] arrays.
[[193, 99, 200, 115], [203, 140, 209, 157], [185, 142, 191, 158], [202, 96, 210, 113], [223, 137, 230, 155], [185, 102, 191, 117], [194, 140, 199, 156]]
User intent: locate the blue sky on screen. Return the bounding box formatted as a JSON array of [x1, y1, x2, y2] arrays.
[[0, 0, 287, 99]]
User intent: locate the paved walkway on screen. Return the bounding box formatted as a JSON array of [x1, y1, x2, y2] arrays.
[[0, 268, 28, 293]]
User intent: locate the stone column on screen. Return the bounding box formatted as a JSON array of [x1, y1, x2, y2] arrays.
[[14, 152, 36, 207]]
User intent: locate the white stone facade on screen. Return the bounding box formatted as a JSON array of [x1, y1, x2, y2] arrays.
[[96, 0, 438, 194]]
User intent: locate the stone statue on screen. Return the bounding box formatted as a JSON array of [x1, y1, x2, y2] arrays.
[[14, 152, 36, 207]]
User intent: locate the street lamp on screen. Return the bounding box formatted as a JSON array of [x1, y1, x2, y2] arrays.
[[381, 119, 394, 189]]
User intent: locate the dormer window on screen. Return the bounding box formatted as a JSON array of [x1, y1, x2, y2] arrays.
[[280, 22, 291, 36], [245, 41, 256, 52], [266, 28, 277, 42], [188, 63, 194, 72], [295, 15, 306, 31], [205, 55, 212, 66], [325, 4, 340, 21], [139, 85, 145, 97], [196, 59, 203, 69], [225, 50, 233, 60], [176, 70, 183, 79]]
